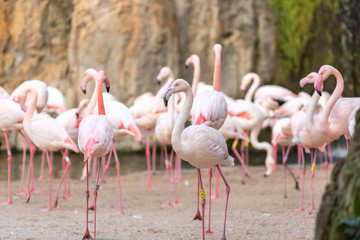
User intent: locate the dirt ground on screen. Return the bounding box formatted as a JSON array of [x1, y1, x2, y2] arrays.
[[0, 163, 329, 240]]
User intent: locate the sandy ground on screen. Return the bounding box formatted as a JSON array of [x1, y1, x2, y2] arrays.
[[0, 163, 329, 240]]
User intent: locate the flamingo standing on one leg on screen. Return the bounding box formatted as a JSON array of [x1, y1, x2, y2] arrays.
[[78, 70, 113, 239], [164, 78, 233, 240], [17, 87, 79, 211]]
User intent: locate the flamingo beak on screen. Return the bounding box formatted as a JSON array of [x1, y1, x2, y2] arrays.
[[82, 89, 86, 95], [106, 86, 110, 93]]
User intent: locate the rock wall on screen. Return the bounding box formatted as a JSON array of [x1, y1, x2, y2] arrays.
[[0, 0, 276, 108]]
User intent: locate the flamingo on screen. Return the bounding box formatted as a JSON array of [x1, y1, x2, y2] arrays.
[[9, 80, 48, 196], [44, 86, 66, 116], [164, 78, 233, 240], [314, 65, 360, 153], [91, 93, 143, 214], [17, 87, 79, 211], [0, 97, 25, 205], [77, 69, 113, 239]]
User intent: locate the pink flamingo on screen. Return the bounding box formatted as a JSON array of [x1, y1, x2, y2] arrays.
[[129, 67, 172, 189], [314, 65, 360, 154], [155, 89, 182, 207], [0, 97, 26, 205], [78, 69, 113, 239], [91, 94, 143, 214], [9, 80, 48, 196], [17, 87, 79, 211], [164, 78, 233, 240], [44, 86, 66, 116]]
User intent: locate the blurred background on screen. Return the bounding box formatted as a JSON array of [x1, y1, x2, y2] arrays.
[[1, 0, 359, 108]]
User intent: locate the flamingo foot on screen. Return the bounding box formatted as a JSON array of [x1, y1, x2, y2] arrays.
[[1, 199, 13, 205], [211, 193, 219, 199], [161, 202, 173, 208], [54, 198, 58, 208], [118, 210, 124, 215], [206, 229, 214, 234], [30, 187, 40, 194], [40, 207, 52, 212], [63, 194, 73, 200], [193, 210, 202, 221], [296, 207, 304, 212], [173, 200, 183, 206], [308, 210, 316, 216], [82, 228, 92, 239], [87, 203, 95, 211], [17, 190, 25, 195]]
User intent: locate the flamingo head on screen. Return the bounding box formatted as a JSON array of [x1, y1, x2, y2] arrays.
[[264, 155, 275, 177], [184, 54, 200, 69], [163, 79, 190, 107], [97, 70, 110, 93], [315, 65, 334, 96], [299, 72, 318, 90], [81, 69, 98, 94], [156, 67, 173, 84]]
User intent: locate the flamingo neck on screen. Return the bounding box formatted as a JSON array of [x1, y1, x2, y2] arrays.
[[172, 86, 193, 154], [23, 89, 38, 125], [212, 50, 221, 92], [97, 79, 106, 115], [320, 68, 344, 130], [85, 84, 98, 116], [156, 76, 174, 99], [191, 57, 201, 96], [245, 74, 260, 102], [305, 91, 321, 126]]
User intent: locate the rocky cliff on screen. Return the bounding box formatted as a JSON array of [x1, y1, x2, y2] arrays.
[[0, 0, 276, 107]]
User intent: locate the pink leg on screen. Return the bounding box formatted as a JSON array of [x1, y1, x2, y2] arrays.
[[296, 145, 301, 179], [211, 167, 219, 199], [308, 149, 318, 215], [145, 129, 153, 189], [41, 151, 53, 211], [170, 149, 182, 206], [283, 147, 287, 198], [17, 141, 27, 195], [298, 145, 306, 211], [54, 152, 71, 208], [197, 168, 206, 240], [162, 144, 172, 207], [327, 143, 334, 170], [38, 151, 46, 181], [24, 142, 36, 203], [152, 133, 157, 174], [83, 157, 92, 239], [206, 168, 214, 234], [88, 151, 113, 210], [346, 139, 350, 155], [93, 157, 103, 239], [112, 144, 124, 214], [175, 154, 182, 181], [231, 138, 255, 183], [91, 156, 97, 183], [272, 143, 278, 172], [1, 131, 13, 205], [193, 176, 202, 221], [324, 146, 329, 183], [282, 146, 299, 192], [216, 165, 231, 240]]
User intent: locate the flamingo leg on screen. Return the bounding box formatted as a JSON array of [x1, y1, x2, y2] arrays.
[[231, 138, 255, 183], [197, 168, 206, 240], [216, 165, 230, 240], [170, 149, 182, 206], [282, 147, 287, 199], [298, 145, 306, 211], [282, 146, 299, 192], [41, 151, 53, 211], [309, 149, 318, 215], [193, 174, 202, 221], [162, 144, 172, 207], [38, 151, 46, 181], [152, 133, 157, 174], [112, 143, 124, 214], [327, 143, 334, 170], [54, 151, 71, 208], [206, 168, 214, 234], [145, 129, 153, 189], [83, 157, 92, 240], [1, 131, 13, 205], [324, 146, 329, 183], [24, 142, 36, 203], [17, 140, 27, 195], [273, 143, 278, 172], [175, 154, 182, 181], [93, 157, 103, 239]]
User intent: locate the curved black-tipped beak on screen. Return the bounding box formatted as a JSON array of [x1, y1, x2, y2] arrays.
[[82, 89, 86, 95], [316, 90, 322, 96], [163, 95, 168, 107], [299, 87, 303, 91], [185, 64, 188, 69], [157, 80, 161, 85], [76, 113, 79, 119], [241, 89, 246, 93], [106, 86, 110, 93]]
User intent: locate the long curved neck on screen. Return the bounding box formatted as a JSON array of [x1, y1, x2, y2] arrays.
[[191, 57, 201, 96], [320, 69, 344, 128], [249, 123, 272, 158], [245, 74, 260, 102], [305, 91, 321, 126], [172, 87, 193, 153], [213, 49, 221, 92], [96, 78, 106, 115], [156, 76, 174, 99], [23, 89, 38, 124], [168, 94, 175, 127]]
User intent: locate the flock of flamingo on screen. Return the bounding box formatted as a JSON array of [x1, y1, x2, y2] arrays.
[[0, 43, 357, 240]]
